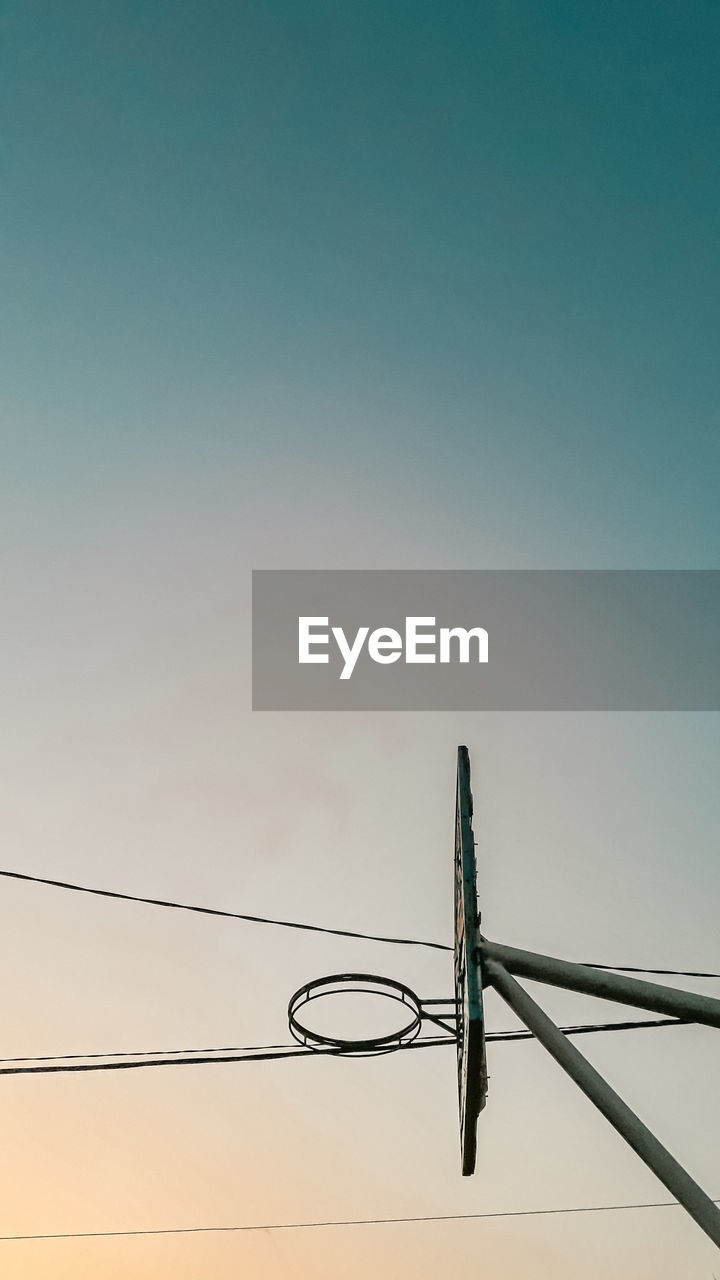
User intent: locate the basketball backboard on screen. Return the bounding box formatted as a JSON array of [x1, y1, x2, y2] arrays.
[[454, 745, 487, 1175]]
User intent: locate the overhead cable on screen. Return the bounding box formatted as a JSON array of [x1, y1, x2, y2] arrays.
[[0, 1018, 690, 1076], [0, 869, 451, 951], [2, 1196, 718, 1243], [2, 868, 718, 977]]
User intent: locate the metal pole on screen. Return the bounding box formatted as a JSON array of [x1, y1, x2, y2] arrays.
[[482, 939, 720, 1029], [484, 957, 720, 1249]]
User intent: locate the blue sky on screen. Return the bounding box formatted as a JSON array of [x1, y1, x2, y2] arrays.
[[3, 0, 720, 565]]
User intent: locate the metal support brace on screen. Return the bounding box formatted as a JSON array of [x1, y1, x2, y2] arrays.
[[484, 957, 720, 1250], [481, 939, 720, 1029]]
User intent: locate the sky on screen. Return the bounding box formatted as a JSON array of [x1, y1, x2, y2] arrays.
[[1, 1, 719, 1276]]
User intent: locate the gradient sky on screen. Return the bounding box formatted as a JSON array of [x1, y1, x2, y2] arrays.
[[1, 2, 719, 1276]]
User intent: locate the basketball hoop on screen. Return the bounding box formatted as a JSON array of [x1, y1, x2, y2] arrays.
[[282, 746, 720, 1253], [288, 973, 425, 1055]]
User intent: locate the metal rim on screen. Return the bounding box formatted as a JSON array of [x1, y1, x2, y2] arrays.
[[288, 973, 423, 1055]]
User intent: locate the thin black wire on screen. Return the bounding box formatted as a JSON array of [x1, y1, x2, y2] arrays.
[[0, 1037, 460, 1077], [486, 1016, 688, 1041], [2, 1197, 718, 1243], [0, 1046, 324, 1076], [0, 1043, 294, 1065], [0, 1018, 689, 1075], [0, 869, 450, 951], [580, 963, 720, 978], [2, 868, 719, 977]]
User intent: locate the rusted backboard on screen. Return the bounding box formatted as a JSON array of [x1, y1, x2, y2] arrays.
[[454, 745, 487, 1175]]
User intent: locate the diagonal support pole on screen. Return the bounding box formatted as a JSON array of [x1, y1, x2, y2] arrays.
[[484, 957, 720, 1250], [481, 939, 720, 1028]]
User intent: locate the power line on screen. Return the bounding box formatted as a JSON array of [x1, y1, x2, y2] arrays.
[[486, 1016, 688, 1041], [0, 1018, 689, 1075], [2, 868, 718, 978], [0, 1046, 323, 1076], [0, 1042, 295, 1065], [0, 1037, 459, 1077], [581, 963, 720, 979], [2, 1197, 718, 1243], [0, 869, 450, 951]]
